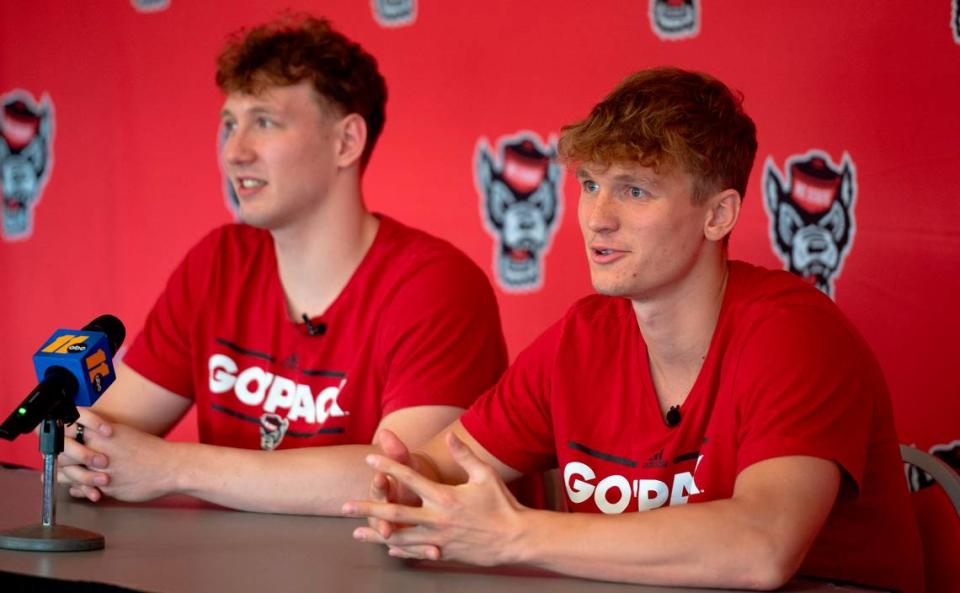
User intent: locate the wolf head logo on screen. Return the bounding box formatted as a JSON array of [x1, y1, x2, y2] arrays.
[[650, 0, 700, 40], [906, 439, 960, 492], [953, 0, 960, 44], [763, 151, 857, 298], [260, 413, 290, 451], [218, 125, 240, 217], [475, 133, 563, 292], [130, 0, 169, 13], [1, 91, 55, 241], [371, 0, 416, 27]]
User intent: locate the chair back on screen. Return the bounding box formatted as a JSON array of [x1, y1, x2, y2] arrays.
[[901, 444, 960, 593]]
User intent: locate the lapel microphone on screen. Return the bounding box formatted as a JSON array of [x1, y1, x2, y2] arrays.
[[301, 313, 327, 337], [665, 405, 681, 428]]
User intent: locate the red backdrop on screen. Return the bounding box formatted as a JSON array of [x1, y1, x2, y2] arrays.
[[1, 0, 958, 500]]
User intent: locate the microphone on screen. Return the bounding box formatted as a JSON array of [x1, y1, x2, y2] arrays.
[[0, 314, 126, 440], [665, 405, 681, 428], [301, 313, 326, 337]]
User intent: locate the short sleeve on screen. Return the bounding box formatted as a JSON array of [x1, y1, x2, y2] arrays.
[[376, 254, 508, 415], [734, 305, 873, 494], [460, 319, 563, 474], [123, 229, 220, 399]]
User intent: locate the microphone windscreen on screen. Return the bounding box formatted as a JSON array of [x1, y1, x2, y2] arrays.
[[82, 314, 126, 354]]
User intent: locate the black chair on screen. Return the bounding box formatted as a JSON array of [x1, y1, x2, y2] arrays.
[[900, 444, 960, 593]]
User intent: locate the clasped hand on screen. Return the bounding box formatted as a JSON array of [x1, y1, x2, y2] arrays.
[[57, 409, 175, 502], [343, 430, 527, 567]]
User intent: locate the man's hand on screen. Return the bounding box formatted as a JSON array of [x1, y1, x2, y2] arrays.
[[368, 429, 436, 539], [57, 409, 114, 502], [67, 420, 180, 503], [344, 432, 527, 566]]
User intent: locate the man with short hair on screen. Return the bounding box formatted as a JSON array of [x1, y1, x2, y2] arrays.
[[56, 14, 510, 515], [345, 68, 924, 593]]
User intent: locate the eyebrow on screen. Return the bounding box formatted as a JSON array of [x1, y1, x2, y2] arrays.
[[220, 106, 281, 119], [248, 106, 280, 115], [611, 173, 660, 188], [575, 166, 660, 188]]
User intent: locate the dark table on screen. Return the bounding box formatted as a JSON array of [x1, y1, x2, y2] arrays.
[[0, 468, 882, 592]]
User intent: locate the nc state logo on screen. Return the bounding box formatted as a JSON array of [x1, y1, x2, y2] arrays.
[[130, 0, 169, 12], [906, 439, 960, 492], [371, 0, 416, 27], [218, 126, 240, 218], [260, 413, 290, 451], [475, 132, 563, 292], [953, 0, 960, 44], [650, 0, 700, 40], [763, 151, 857, 298], [0, 91, 55, 242]]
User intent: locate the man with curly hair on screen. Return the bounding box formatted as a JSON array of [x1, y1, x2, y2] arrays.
[[345, 68, 924, 593], [55, 14, 512, 516]]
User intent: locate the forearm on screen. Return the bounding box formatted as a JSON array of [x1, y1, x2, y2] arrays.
[[91, 364, 192, 435], [413, 420, 520, 486], [168, 441, 381, 515], [511, 501, 796, 590], [353, 441, 832, 587]]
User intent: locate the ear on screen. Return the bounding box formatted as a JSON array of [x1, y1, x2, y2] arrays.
[[703, 189, 741, 242], [475, 141, 494, 193], [335, 113, 368, 169]]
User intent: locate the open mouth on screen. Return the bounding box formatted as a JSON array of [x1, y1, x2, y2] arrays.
[[508, 248, 532, 262], [801, 264, 828, 286], [236, 177, 267, 190]]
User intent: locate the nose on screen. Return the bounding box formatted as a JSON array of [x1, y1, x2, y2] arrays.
[[584, 191, 619, 234], [517, 210, 536, 231], [222, 125, 255, 167]]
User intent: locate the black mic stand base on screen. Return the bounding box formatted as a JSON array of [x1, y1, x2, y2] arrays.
[[0, 418, 105, 552], [0, 524, 104, 552]]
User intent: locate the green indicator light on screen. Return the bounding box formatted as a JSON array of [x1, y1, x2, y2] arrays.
[[17, 407, 27, 416]]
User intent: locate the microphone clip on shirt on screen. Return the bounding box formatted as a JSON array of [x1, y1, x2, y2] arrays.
[[301, 313, 326, 337], [665, 405, 681, 427]]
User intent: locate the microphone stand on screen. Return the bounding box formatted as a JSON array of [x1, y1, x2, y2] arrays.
[[0, 411, 105, 551]]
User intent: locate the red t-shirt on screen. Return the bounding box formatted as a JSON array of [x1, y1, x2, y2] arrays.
[[461, 261, 923, 593], [125, 215, 508, 451]]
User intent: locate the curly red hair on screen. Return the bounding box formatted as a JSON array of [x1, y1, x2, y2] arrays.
[[216, 13, 387, 168], [559, 67, 757, 202]]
